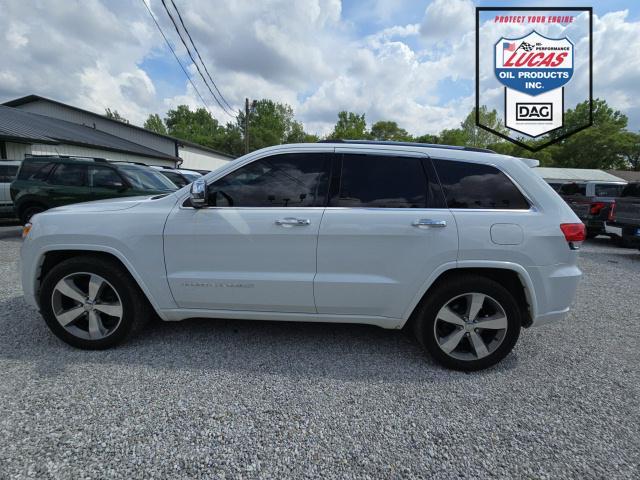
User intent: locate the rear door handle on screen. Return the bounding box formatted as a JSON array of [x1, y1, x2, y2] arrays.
[[275, 217, 311, 227], [412, 219, 447, 228]]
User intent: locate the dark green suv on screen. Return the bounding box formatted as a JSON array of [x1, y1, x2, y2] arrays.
[[11, 156, 177, 223]]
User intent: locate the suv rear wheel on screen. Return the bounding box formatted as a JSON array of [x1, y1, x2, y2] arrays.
[[39, 256, 149, 349], [413, 275, 521, 371]]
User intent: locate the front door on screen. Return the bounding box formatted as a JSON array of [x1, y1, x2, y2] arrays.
[[164, 150, 332, 313], [315, 150, 458, 319]]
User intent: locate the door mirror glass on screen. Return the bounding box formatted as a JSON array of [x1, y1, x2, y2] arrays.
[[190, 178, 208, 208]]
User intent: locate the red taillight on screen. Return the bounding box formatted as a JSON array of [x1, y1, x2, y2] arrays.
[[560, 223, 586, 249], [608, 201, 616, 222], [589, 202, 606, 215]]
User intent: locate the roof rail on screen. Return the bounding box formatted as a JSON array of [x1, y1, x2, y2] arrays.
[[108, 160, 150, 167], [317, 139, 495, 154], [24, 154, 109, 162]]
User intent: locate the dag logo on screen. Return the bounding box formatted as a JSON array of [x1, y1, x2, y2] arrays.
[[495, 31, 573, 95]]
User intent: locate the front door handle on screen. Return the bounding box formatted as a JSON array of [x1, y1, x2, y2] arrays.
[[275, 217, 311, 227], [412, 219, 447, 228]]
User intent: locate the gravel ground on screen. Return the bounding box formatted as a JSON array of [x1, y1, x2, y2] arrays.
[[0, 231, 639, 479]]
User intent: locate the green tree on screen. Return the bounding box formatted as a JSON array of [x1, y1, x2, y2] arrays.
[[143, 113, 167, 135], [329, 111, 368, 139], [461, 106, 506, 147], [370, 121, 412, 141], [104, 108, 128, 124], [439, 128, 466, 146], [414, 133, 439, 144], [237, 99, 307, 152], [165, 105, 226, 148], [551, 99, 630, 169], [620, 131, 640, 170]]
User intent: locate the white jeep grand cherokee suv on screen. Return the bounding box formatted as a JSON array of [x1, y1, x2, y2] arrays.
[[20, 141, 584, 371]]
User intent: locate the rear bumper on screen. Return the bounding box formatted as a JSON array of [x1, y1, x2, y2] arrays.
[[529, 263, 581, 328], [605, 222, 640, 246]]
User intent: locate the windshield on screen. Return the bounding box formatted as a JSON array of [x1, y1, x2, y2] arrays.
[[118, 165, 177, 191]]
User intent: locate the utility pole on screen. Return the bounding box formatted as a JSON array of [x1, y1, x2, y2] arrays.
[[244, 97, 249, 154]]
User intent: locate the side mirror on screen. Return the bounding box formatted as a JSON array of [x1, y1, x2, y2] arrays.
[[190, 178, 208, 208]]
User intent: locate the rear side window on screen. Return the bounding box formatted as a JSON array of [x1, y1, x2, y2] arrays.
[[559, 183, 586, 196], [594, 184, 624, 197], [434, 160, 530, 210], [48, 164, 87, 187], [17, 161, 55, 181], [335, 154, 428, 208], [621, 183, 640, 197], [0, 165, 19, 182]]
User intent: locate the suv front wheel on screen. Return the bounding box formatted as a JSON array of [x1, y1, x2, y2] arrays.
[[39, 256, 149, 349], [413, 275, 521, 371]]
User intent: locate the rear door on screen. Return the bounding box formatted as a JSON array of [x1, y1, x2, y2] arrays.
[[45, 163, 90, 207], [314, 149, 458, 318]]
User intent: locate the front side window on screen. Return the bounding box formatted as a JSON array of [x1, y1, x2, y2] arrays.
[[433, 159, 530, 210], [89, 166, 125, 188], [48, 164, 87, 187], [334, 154, 428, 208], [118, 165, 176, 191], [207, 153, 330, 207], [621, 183, 640, 197], [161, 171, 189, 188]]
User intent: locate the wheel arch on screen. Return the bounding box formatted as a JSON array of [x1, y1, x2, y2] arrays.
[[36, 247, 165, 318], [403, 262, 536, 330]]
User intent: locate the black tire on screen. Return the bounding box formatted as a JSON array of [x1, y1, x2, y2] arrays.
[[39, 256, 150, 349], [586, 229, 598, 239], [413, 274, 521, 371], [19, 204, 46, 224]]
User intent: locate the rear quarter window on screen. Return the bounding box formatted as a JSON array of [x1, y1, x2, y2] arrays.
[[433, 159, 530, 210], [0, 165, 19, 182], [17, 161, 55, 181]]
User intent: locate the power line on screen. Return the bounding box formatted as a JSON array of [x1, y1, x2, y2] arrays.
[[160, 0, 234, 117], [139, 0, 212, 115], [169, 0, 235, 113]]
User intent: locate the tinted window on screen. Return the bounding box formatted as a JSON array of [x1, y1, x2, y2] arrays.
[[89, 166, 125, 188], [434, 160, 530, 210], [17, 161, 55, 181], [0, 165, 19, 182], [594, 184, 624, 197], [559, 183, 586, 196], [335, 154, 427, 208], [207, 153, 330, 207], [161, 170, 189, 187], [621, 183, 640, 197], [117, 165, 176, 191], [48, 164, 87, 187]]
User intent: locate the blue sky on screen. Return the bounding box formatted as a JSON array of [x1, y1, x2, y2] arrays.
[[1, 0, 639, 135]]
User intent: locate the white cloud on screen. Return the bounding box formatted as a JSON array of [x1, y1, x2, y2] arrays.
[[420, 0, 474, 43], [0, 0, 638, 136]]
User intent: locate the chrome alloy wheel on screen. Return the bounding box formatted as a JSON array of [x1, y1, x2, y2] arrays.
[[433, 292, 509, 361], [51, 273, 123, 340]]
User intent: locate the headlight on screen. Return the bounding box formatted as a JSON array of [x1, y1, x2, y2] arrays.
[[22, 223, 32, 239]]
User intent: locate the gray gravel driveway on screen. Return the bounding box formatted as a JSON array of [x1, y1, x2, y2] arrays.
[[1, 232, 639, 479]]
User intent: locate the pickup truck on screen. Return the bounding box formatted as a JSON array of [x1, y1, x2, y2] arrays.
[[605, 182, 640, 249], [558, 181, 626, 238]]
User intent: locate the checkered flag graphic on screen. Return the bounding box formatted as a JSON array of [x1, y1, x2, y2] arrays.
[[519, 41, 534, 52]]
